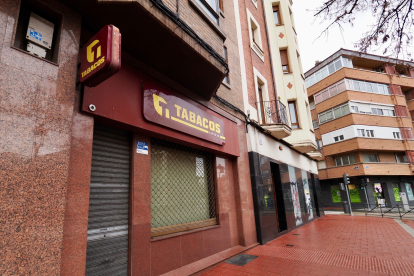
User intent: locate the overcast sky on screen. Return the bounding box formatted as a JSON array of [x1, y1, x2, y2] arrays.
[[292, 0, 375, 73]]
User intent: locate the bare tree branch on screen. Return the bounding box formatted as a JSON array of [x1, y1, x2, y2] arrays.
[[312, 0, 414, 61]]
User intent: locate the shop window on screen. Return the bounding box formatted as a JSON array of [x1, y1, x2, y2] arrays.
[[14, 0, 62, 63], [288, 101, 299, 129], [405, 183, 414, 201], [348, 184, 361, 203], [223, 46, 229, 84], [331, 185, 341, 203], [280, 49, 290, 73], [150, 138, 216, 237], [273, 5, 281, 25], [363, 154, 379, 163], [392, 183, 402, 202]]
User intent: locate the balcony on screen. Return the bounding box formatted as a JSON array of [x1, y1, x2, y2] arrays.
[[65, 0, 227, 100], [318, 162, 413, 180], [256, 100, 291, 139]]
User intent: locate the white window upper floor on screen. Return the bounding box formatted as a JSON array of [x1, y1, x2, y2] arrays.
[[321, 125, 402, 146], [318, 101, 396, 125], [305, 56, 353, 88], [313, 78, 391, 105]]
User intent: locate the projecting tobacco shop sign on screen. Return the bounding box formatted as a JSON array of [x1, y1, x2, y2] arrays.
[[143, 83, 226, 145]]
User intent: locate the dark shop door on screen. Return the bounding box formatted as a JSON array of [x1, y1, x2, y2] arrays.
[[270, 162, 287, 232]]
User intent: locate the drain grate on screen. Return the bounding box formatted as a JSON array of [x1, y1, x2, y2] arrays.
[[286, 244, 294, 247], [226, 254, 258, 266], [292, 234, 300, 236]]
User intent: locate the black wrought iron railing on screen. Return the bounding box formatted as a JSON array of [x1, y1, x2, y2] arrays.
[[256, 100, 289, 126]]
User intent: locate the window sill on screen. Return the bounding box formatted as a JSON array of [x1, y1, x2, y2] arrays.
[[151, 224, 221, 242], [221, 81, 231, 90], [189, 0, 227, 40], [11, 46, 59, 66], [251, 42, 264, 62]]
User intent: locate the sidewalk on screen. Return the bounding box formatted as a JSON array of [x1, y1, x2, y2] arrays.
[[199, 215, 414, 276]]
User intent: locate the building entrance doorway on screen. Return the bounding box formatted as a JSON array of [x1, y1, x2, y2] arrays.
[[270, 162, 287, 232]]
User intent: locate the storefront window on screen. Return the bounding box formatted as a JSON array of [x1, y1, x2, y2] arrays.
[[331, 185, 341, 203], [348, 184, 361, 203], [373, 183, 386, 207], [150, 138, 216, 237], [405, 183, 414, 201], [301, 170, 313, 220], [391, 183, 401, 202], [288, 166, 302, 226]]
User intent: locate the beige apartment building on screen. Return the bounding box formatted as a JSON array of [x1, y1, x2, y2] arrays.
[[235, 0, 324, 244], [306, 49, 414, 210]]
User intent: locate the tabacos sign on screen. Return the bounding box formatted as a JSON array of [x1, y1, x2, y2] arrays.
[[80, 25, 121, 87], [143, 83, 226, 145]]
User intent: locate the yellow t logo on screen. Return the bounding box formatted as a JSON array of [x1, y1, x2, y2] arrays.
[[153, 94, 167, 116], [87, 40, 101, 63]]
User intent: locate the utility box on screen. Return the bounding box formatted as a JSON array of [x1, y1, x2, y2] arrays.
[[26, 12, 54, 58]]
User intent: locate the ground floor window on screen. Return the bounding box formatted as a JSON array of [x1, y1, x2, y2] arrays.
[[391, 183, 401, 202], [406, 183, 414, 201], [348, 184, 361, 203], [330, 185, 341, 203], [150, 138, 216, 237]]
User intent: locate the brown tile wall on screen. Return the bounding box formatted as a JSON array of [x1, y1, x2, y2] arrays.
[[238, 0, 276, 107], [215, 0, 244, 111], [0, 0, 81, 274]]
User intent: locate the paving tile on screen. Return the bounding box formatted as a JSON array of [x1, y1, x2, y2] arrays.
[[202, 215, 414, 276]]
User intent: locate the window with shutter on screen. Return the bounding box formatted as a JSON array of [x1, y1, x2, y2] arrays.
[[280, 50, 289, 73]]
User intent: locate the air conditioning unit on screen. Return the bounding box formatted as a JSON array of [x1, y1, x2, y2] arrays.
[[26, 12, 54, 58]]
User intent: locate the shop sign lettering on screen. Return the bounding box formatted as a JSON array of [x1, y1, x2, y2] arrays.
[[143, 83, 226, 145], [80, 25, 121, 87]]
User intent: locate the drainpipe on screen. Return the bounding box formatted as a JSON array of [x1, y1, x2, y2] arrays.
[[260, 0, 280, 123]]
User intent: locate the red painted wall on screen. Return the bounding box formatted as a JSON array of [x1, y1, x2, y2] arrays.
[[83, 64, 240, 157]]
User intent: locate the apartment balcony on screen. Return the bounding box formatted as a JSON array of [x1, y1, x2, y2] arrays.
[[66, 0, 227, 100], [323, 138, 414, 156], [318, 162, 413, 180], [256, 100, 291, 139]]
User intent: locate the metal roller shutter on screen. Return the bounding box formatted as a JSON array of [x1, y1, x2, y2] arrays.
[[85, 124, 130, 276]]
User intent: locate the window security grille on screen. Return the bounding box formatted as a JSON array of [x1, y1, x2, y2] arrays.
[[150, 138, 216, 237]]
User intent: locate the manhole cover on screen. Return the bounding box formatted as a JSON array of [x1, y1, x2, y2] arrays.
[[286, 244, 294, 247], [292, 234, 300, 236], [226, 254, 258, 266]]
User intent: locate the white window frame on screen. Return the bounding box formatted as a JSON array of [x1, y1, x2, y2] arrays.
[[247, 10, 264, 61], [318, 102, 350, 124], [253, 67, 270, 123], [305, 56, 352, 88]]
